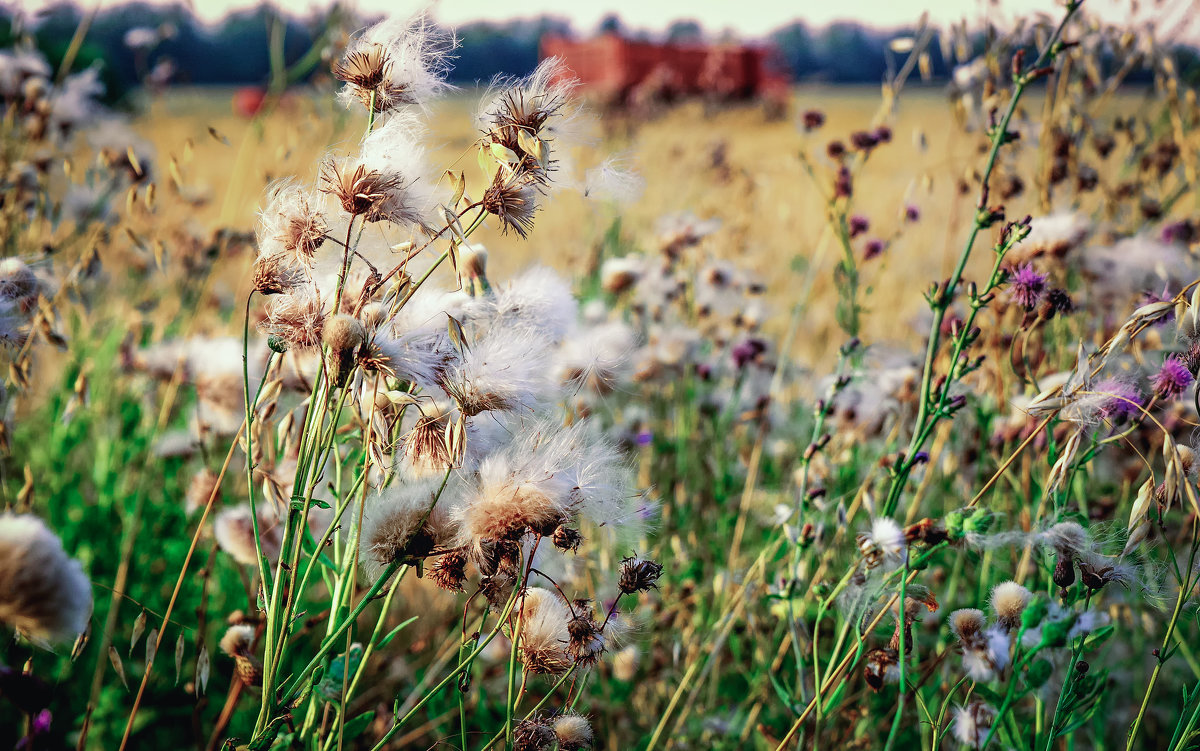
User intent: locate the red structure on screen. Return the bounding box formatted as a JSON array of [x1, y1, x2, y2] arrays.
[[540, 33, 790, 105]]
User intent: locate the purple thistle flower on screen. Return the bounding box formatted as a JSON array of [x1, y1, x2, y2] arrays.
[[31, 710, 51, 734], [848, 214, 870, 238], [1141, 287, 1176, 327], [1010, 263, 1048, 310], [1161, 219, 1195, 245], [1152, 356, 1194, 399], [732, 337, 768, 369], [636, 430, 653, 447], [905, 204, 920, 222], [863, 238, 885, 260], [850, 130, 879, 150], [1095, 378, 1143, 420]]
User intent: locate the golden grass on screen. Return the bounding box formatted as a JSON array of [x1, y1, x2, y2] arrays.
[[130, 83, 1158, 367]]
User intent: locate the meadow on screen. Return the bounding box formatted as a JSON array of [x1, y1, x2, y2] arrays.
[[3, 3, 1200, 750]]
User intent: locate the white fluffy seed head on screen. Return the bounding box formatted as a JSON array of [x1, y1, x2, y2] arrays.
[[358, 476, 459, 581], [953, 702, 995, 747], [0, 513, 93, 644], [219, 623, 255, 657], [214, 504, 282, 567], [1040, 521, 1089, 555], [515, 587, 572, 675], [948, 608, 986, 644], [552, 713, 594, 750], [990, 581, 1032, 628], [612, 644, 639, 681], [869, 517, 907, 563], [337, 14, 455, 114]]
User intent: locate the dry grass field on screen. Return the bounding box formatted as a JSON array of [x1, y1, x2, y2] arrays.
[[133, 83, 1156, 367]]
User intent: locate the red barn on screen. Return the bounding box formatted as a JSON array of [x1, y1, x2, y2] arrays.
[[540, 33, 790, 105]]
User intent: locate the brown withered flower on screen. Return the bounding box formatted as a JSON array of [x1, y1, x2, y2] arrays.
[[402, 413, 455, 473], [485, 89, 562, 174], [864, 647, 898, 691], [617, 556, 663, 595], [428, 548, 469, 593], [552, 525, 583, 553], [1077, 560, 1131, 592], [333, 40, 431, 113], [513, 718, 557, 751], [333, 43, 390, 91], [263, 287, 326, 350], [482, 171, 540, 239], [479, 571, 518, 609], [566, 601, 605, 667], [320, 160, 403, 222], [218, 624, 263, 687], [276, 199, 327, 267], [251, 253, 304, 296]]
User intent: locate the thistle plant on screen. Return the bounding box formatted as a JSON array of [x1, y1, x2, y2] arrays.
[[109, 16, 660, 750]]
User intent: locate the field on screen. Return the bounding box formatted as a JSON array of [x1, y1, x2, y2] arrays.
[[4, 4, 1200, 751]]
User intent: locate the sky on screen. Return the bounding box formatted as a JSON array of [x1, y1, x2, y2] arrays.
[[20, 0, 1193, 39]]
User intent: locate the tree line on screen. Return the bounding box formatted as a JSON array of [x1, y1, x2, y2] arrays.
[[2, 1, 1186, 105]]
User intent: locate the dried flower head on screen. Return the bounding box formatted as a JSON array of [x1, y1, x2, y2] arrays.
[[0, 513, 92, 643], [553, 713, 594, 750], [335, 15, 454, 114], [258, 182, 327, 269], [333, 43, 389, 92], [214, 504, 283, 567], [565, 601, 606, 666], [401, 412, 455, 475], [948, 608, 986, 645], [219, 623, 263, 686], [617, 556, 663, 594], [252, 253, 305, 296], [864, 647, 899, 691], [218, 623, 255, 657], [860, 517, 907, 568], [552, 525, 583, 552], [322, 313, 366, 386], [359, 476, 456, 579], [479, 57, 577, 180], [990, 581, 1031, 630], [263, 286, 326, 350], [320, 159, 404, 221], [953, 701, 996, 747], [516, 588, 573, 675], [513, 718, 557, 751], [483, 171, 540, 239], [428, 548, 469, 592]]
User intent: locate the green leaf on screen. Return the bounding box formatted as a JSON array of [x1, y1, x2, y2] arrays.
[[318, 644, 364, 703], [378, 616, 419, 650], [342, 710, 376, 741]]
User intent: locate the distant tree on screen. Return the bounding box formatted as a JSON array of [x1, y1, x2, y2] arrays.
[[597, 13, 622, 35], [816, 22, 888, 83], [770, 21, 817, 79], [666, 20, 703, 44]]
